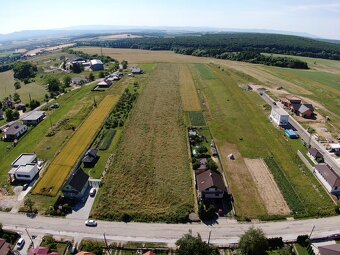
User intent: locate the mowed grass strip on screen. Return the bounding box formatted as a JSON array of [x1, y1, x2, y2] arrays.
[[92, 63, 194, 222], [32, 95, 118, 196], [179, 64, 202, 112]]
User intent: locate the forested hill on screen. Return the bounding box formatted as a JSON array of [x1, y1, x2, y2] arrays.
[[77, 33, 340, 60]]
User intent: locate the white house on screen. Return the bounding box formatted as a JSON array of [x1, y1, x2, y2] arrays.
[[270, 106, 289, 126], [22, 111, 45, 126], [8, 153, 39, 182], [313, 164, 340, 196]]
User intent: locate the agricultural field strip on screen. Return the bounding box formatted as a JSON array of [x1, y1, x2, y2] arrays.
[[179, 64, 201, 112], [32, 95, 118, 196]]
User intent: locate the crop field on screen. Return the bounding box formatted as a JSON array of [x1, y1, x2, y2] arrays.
[[188, 112, 206, 126], [190, 63, 335, 218], [32, 95, 118, 196], [179, 64, 201, 112], [92, 63, 194, 222], [75, 47, 209, 64]]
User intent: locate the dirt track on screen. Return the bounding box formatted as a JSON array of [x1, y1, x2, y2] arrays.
[[244, 158, 291, 215]]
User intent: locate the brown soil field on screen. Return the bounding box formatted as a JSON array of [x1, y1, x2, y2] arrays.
[[217, 143, 267, 218], [75, 47, 209, 64], [244, 158, 291, 215], [179, 64, 201, 112], [92, 63, 194, 221]]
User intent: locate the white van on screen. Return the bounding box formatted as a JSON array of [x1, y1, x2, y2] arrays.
[[16, 238, 25, 249]]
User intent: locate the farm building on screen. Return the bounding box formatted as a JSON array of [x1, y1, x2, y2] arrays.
[[82, 149, 99, 168], [8, 153, 39, 182], [2, 122, 27, 141], [285, 129, 299, 139], [62, 168, 89, 200], [313, 164, 340, 196], [270, 106, 289, 126], [0, 238, 12, 255], [71, 77, 86, 86], [280, 96, 302, 107], [196, 170, 228, 199], [308, 148, 324, 163], [97, 80, 112, 88], [291, 103, 314, 118], [0, 109, 3, 120], [90, 59, 104, 71], [318, 244, 340, 255], [28, 247, 60, 255], [131, 67, 144, 74], [22, 111, 45, 126]]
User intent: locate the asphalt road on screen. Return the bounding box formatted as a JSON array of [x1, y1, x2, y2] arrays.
[[1, 212, 340, 245]]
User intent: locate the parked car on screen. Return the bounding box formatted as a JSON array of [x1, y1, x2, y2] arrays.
[[89, 188, 96, 197], [16, 238, 25, 250], [22, 184, 29, 191], [85, 220, 97, 227]]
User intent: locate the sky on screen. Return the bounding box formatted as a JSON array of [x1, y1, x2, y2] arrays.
[[0, 0, 340, 39]]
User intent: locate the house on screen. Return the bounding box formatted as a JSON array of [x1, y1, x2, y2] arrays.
[[82, 149, 99, 168], [196, 170, 228, 199], [8, 153, 39, 182], [318, 244, 340, 255], [97, 80, 112, 88], [314, 164, 340, 196], [0, 238, 13, 255], [90, 59, 104, 71], [28, 247, 60, 255], [0, 109, 3, 120], [22, 111, 45, 126], [280, 96, 302, 107], [285, 129, 299, 139], [3, 122, 28, 141], [131, 67, 143, 74], [290, 103, 314, 118], [308, 148, 324, 163], [62, 168, 89, 200], [71, 77, 85, 86], [15, 103, 26, 111], [270, 106, 289, 126]]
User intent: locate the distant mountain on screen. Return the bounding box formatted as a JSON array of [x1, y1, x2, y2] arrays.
[[317, 38, 340, 45], [0, 25, 321, 42]]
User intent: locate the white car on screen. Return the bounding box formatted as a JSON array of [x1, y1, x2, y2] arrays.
[[16, 238, 25, 250], [89, 188, 96, 197], [85, 220, 97, 227]]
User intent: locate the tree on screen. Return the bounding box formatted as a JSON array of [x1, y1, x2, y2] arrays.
[[98, 71, 105, 78], [12, 110, 19, 120], [42, 235, 57, 250], [196, 145, 208, 155], [24, 198, 35, 213], [239, 227, 268, 255], [14, 81, 21, 90], [176, 233, 218, 255], [206, 159, 218, 171], [88, 72, 95, 81], [29, 99, 40, 110], [5, 109, 14, 122], [63, 75, 72, 87], [71, 63, 83, 73], [121, 60, 128, 69], [13, 93, 21, 103], [81, 241, 103, 255], [46, 76, 61, 93], [13, 62, 38, 81]]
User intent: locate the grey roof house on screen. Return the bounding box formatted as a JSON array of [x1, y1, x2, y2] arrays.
[[3, 122, 27, 141], [308, 148, 324, 162], [82, 149, 99, 168], [22, 111, 45, 126], [62, 168, 89, 200], [314, 164, 340, 196]]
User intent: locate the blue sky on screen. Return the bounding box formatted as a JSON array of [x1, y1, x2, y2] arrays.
[[0, 0, 340, 39]]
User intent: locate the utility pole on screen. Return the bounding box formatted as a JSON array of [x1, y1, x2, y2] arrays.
[[103, 233, 112, 255], [49, 114, 53, 128], [29, 93, 32, 104], [309, 225, 315, 239], [101, 46, 103, 57], [208, 230, 212, 245], [25, 228, 34, 248]]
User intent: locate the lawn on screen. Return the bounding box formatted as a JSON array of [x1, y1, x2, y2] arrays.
[[179, 64, 201, 112], [188, 112, 206, 126], [32, 95, 119, 196], [294, 244, 309, 255], [190, 63, 335, 218], [91, 63, 194, 222]]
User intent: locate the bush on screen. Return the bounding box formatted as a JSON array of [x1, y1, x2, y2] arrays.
[[296, 235, 309, 247], [267, 237, 284, 250]]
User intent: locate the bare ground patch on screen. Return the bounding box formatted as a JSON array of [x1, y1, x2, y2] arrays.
[[244, 158, 291, 215], [217, 143, 267, 218]]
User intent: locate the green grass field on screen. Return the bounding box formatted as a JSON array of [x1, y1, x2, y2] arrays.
[[91, 63, 194, 222], [191, 63, 335, 218]]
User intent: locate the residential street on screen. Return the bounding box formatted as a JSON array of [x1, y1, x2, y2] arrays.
[[1, 212, 340, 245]]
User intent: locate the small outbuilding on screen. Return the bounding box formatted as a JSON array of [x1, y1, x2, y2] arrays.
[[71, 77, 86, 86], [318, 244, 340, 255], [97, 80, 112, 88], [82, 149, 99, 168], [131, 67, 144, 74], [3, 122, 27, 141], [22, 111, 45, 126], [270, 106, 289, 126]]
